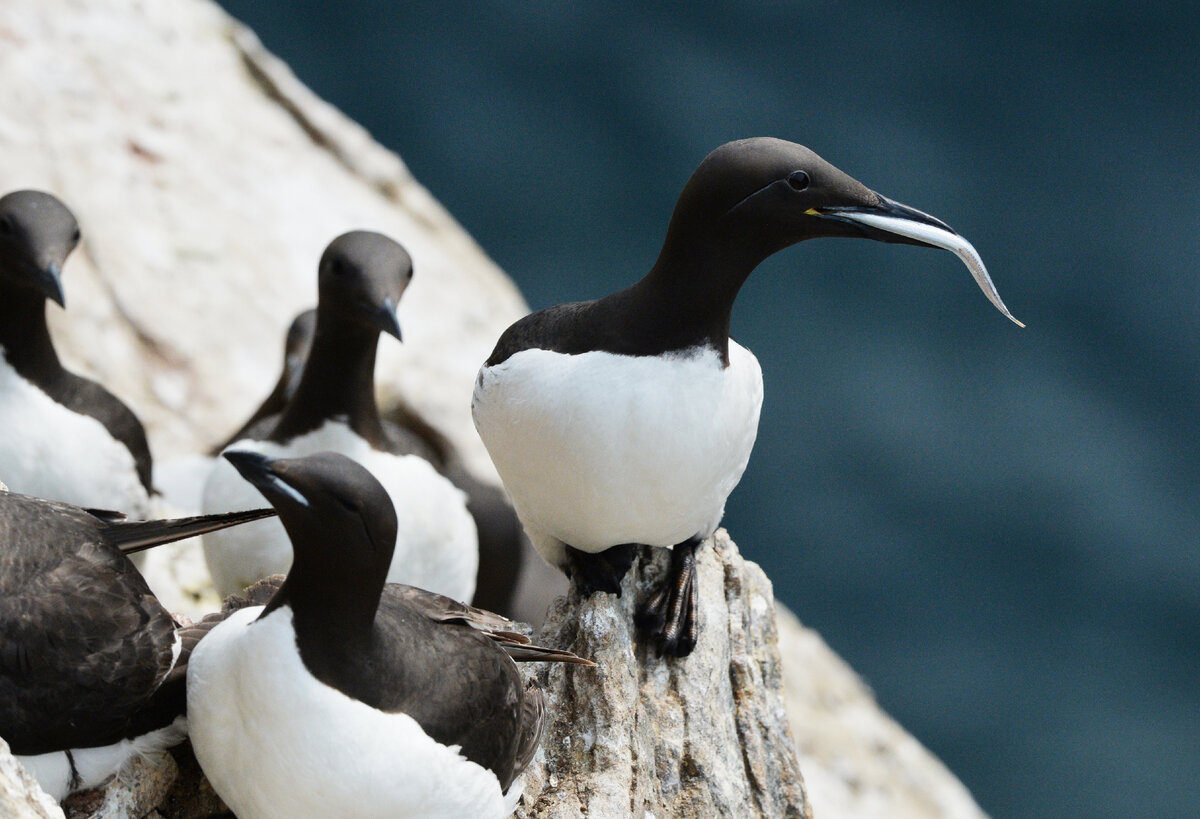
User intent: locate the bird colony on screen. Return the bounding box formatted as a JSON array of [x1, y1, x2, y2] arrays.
[[0, 138, 1019, 817]]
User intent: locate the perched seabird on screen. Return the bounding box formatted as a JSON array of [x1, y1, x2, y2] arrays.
[[202, 232, 478, 601], [472, 137, 1022, 656], [212, 304, 528, 616], [0, 489, 274, 800], [0, 190, 155, 517], [209, 308, 317, 455], [189, 451, 592, 819]]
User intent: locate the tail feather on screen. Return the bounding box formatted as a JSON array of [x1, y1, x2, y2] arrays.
[[107, 508, 277, 554], [500, 641, 596, 666]]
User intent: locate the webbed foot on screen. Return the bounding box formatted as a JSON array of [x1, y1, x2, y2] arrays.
[[634, 537, 700, 657]]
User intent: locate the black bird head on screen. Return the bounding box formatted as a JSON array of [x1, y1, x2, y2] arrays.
[[317, 231, 411, 341], [0, 190, 80, 308], [659, 138, 1022, 326], [223, 450, 398, 582]]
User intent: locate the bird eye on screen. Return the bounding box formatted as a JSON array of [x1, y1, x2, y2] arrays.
[[0, 217, 12, 236], [71, 227, 81, 244], [787, 171, 810, 191]]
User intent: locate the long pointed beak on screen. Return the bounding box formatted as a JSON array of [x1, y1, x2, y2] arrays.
[[374, 298, 403, 341], [39, 261, 66, 308], [818, 197, 1023, 328], [224, 449, 310, 508]]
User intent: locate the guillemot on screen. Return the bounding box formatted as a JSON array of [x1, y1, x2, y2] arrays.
[[188, 450, 592, 819], [210, 308, 316, 455], [0, 190, 155, 517], [472, 137, 1022, 656], [211, 305, 527, 616], [201, 231, 478, 601], [0, 488, 274, 800]]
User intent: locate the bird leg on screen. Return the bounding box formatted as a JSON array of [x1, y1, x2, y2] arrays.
[[565, 543, 636, 597], [635, 537, 700, 657]]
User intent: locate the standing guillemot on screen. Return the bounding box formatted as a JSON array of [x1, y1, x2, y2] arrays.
[[202, 232, 478, 601], [212, 305, 529, 617], [0, 190, 155, 517], [0, 489, 274, 800], [472, 137, 1022, 657], [189, 451, 592, 819]]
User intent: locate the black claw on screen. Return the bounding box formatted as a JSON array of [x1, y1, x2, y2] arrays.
[[633, 586, 668, 632], [636, 538, 701, 658]]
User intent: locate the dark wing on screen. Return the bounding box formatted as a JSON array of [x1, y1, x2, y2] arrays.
[[365, 596, 529, 790], [512, 681, 546, 783], [0, 542, 179, 754], [220, 574, 286, 613], [384, 583, 528, 640], [306, 590, 592, 790], [54, 373, 156, 495], [381, 411, 447, 465], [384, 584, 594, 665], [102, 507, 277, 554]]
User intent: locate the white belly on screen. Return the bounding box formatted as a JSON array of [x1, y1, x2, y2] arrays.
[[0, 357, 149, 516], [202, 421, 478, 601], [472, 342, 763, 560], [187, 606, 510, 819], [17, 719, 186, 802]]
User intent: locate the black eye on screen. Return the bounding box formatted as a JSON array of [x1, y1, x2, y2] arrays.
[[71, 227, 81, 244], [787, 170, 810, 191], [331, 257, 349, 276], [0, 217, 12, 236]]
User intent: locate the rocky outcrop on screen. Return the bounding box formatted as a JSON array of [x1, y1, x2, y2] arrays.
[[517, 532, 810, 819], [1, 0, 986, 817]]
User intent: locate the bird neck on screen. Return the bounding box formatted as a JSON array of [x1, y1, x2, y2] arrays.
[[631, 224, 772, 361], [264, 555, 384, 657], [269, 312, 387, 446], [0, 287, 62, 381]]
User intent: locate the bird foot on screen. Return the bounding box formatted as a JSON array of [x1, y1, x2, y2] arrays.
[[566, 543, 635, 597], [634, 538, 699, 657]]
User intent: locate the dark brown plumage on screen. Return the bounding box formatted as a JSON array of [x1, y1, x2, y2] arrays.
[[0, 490, 274, 755]]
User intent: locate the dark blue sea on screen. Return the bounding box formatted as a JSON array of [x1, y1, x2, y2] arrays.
[[214, 3, 1200, 816]]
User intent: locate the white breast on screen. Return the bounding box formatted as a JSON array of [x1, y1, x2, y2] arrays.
[[187, 606, 510, 819], [0, 357, 149, 516], [202, 421, 478, 601], [472, 342, 763, 561]]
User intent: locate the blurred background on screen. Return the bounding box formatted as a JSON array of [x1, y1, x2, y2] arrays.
[[212, 3, 1198, 816]]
